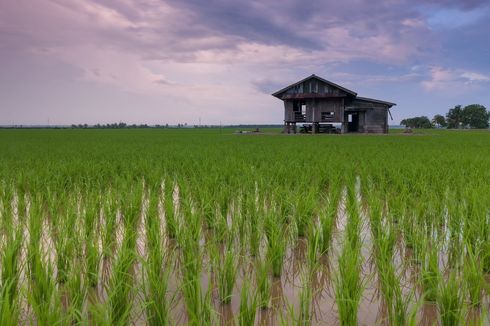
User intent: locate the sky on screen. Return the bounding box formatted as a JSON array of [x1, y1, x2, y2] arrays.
[[1, 0, 490, 125]]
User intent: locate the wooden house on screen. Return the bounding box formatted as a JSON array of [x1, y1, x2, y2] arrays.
[[272, 75, 396, 134]]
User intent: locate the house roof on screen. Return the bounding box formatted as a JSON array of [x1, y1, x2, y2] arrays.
[[355, 96, 396, 107], [271, 74, 358, 98]]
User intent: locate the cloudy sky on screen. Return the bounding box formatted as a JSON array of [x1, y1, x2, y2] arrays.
[[1, 0, 489, 125]]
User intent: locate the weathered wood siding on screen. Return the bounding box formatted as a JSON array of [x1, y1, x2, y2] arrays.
[[282, 80, 347, 97], [284, 101, 294, 122], [364, 108, 388, 133], [305, 98, 343, 122]]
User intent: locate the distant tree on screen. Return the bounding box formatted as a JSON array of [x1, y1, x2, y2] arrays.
[[432, 114, 446, 128], [400, 116, 433, 128], [446, 105, 464, 129], [462, 104, 489, 129]]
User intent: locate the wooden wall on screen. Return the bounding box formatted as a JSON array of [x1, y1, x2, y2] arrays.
[[364, 108, 388, 133]]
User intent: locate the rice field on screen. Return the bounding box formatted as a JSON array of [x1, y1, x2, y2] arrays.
[[0, 128, 489, 325]]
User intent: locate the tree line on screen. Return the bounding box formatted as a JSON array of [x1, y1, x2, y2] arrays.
[[401, 104, 489, 129]]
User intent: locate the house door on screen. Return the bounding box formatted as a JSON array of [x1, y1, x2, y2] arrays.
[[347, 113, 359, 132]]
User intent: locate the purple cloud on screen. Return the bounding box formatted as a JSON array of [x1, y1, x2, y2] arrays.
[[0, 0, 489, 125]]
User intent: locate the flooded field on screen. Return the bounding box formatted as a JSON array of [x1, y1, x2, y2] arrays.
[[1, 128, 490, 325]]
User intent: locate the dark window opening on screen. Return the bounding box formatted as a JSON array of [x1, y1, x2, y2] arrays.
[[321, 111, 335, 121]]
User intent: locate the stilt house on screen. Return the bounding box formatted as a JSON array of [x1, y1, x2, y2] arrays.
[[272, 75, 396, 134]]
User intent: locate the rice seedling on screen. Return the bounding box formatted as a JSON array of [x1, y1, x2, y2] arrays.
[[307, 223, 321, 271], [214, 244, 239, 304], [106, 231, 136, 325], [318, 190, 338, 256], [0, 280, 19, 326], [0, 226, 22, 310], [421, 242, 440, 302], [238, 278, 258, 326], [164, 179, 178, 239], [27, 247, 65, 324], [437, 272, 464, 326], [143, 192, 173, 326], [294, 190, 316, 238], [298, 268, 313, 326], [464, 244, 484, 307], [265, 208, 287, 277], [334, 184, 363, 326], [64, 260, 88, 324], [256, 257, 271, 309]]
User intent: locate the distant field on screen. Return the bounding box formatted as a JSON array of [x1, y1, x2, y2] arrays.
[[0, 129, 489, 325]]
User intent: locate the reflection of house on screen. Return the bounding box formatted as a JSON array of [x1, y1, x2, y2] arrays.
[[272, 74, 396, 134]]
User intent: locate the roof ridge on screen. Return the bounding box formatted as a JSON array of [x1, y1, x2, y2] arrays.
[[272, 75, 357, 97]]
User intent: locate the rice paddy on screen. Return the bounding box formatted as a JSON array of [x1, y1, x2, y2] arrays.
[[0, 128, 489, 325]]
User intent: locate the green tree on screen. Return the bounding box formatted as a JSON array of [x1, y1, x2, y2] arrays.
[[432, 114, 446, 128], [446, 105, 463, 129], [462, 104, 489, 129], [400, 116, 433, 128]]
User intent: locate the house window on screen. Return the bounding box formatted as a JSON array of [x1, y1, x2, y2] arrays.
[[304, 83, 310, 93], [321, 111, 335, 120]]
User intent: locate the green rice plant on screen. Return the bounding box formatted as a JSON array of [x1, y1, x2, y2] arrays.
[[318, 191, 338, 256], [482, 241, 490, 274], [420, 243, 439, 302], [307, 224, 321, 271], [102, 193, 118, 259], [0, 280, 19, 326], [334, 191, 363, 326], [86, 232, 101, 287], [0, 226, 22, 308], [180, 219, 215, 325], [213, 204, 230, 244], [334, 243, 363, 325], [373, 221, 408, 325], [215, 244, 238, 304], [256, 257, 271, 309], [334, 181, 363, 325], [437, 272, 464, 326], [142, 190, 172, 326], [344, 184, 361, 250], [164, 180, 178, 239], [392, 281, 412, 326], [247, 206, 261, 257], [27, 248, 64, 325], [106, 230, 136, 325], [464, 245, 484, 307], [65, 260, 87, 324], [238, 278, 257, 326], [298, 269, 312, 326], [265, 210, 287, 277], [294, 190, 316, 238], [55, 203, 77, 284]]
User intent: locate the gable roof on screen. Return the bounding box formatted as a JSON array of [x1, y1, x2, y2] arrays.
[[272, 74, 357, 98]]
